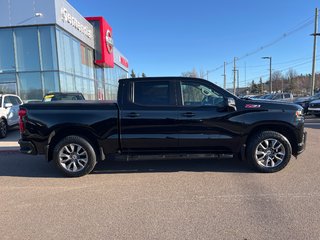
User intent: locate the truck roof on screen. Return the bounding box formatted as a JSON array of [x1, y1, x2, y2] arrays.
[[119, 77, 205, 82]]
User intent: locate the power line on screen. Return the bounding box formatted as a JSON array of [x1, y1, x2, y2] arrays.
[[207, 16, 315, 74], [243, 57, 319, 85]]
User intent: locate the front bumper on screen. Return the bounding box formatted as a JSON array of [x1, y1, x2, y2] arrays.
[[308, 107, 320, 115], [18, 140, 37, 155], [297, 131, 307, 155]]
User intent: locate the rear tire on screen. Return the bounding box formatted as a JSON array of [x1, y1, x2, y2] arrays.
[[0, 119, 7, 138], [246, 131, 292, 173], [53, 135, 97, 177]]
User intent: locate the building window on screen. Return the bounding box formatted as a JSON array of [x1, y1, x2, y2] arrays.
[[18, 72, 42, 100], [15, 27, 41, 72], [43, 72, 59, 94], [60, 72, 74, 92], [39, 26, 58, 71], [0, 29, 15, 73]]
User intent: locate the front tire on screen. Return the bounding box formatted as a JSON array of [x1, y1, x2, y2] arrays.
[[246, 131, 292, 173], [53, 135, 97, 177], [0, 119, 7, 138]]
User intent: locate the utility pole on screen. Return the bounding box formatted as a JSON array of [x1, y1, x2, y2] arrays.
[[245, 62, 247, 91], [206, 70, 209, 80], [237, 70, 240, 95], [233, 57, 237, 95], [311, 8, 319, 95], [223, 62, 226, 89], [262, 56, 272, 93]]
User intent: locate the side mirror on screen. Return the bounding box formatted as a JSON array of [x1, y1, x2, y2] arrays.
[[227, 97, 237, 111], [4, 103, 13, 109]]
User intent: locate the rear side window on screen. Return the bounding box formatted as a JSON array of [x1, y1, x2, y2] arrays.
[[133, 81, 173, 106], [4, 96, 11, 105]]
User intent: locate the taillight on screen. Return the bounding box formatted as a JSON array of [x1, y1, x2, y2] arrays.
[[19, 108, 27, 133]]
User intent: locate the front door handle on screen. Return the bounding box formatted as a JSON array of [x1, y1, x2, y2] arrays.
[[127, 112, 140, 118], [182, 112, 195, 117]]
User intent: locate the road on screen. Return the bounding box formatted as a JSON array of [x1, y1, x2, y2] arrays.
[[0, 121, 320, 239]]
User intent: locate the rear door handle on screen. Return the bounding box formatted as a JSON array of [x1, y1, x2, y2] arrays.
[[127, 112, 140, 118], [182, 112, 195, 117]]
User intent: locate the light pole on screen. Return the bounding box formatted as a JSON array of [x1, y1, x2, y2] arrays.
[[262, 57, 272, 93], [311, 8, 319, 95]]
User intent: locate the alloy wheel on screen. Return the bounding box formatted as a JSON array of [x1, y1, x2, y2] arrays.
[[58, 143, 89, 172], [255, 138, 286, 168]]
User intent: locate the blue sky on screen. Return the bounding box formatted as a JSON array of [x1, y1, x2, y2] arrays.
[[69, 0, 319, 87]]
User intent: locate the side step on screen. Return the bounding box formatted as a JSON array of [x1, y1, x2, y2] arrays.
[[108, 153, 234, 162]]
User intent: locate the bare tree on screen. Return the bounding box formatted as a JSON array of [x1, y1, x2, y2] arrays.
[[181, 68, 199, 78], [286, 69, 298, 93], [271, 71, 283, 92]]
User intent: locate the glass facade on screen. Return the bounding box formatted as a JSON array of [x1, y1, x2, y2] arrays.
[[0, 25, 128, 101]]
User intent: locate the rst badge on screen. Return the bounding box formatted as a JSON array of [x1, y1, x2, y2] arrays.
[[245, 104, 261, 108]]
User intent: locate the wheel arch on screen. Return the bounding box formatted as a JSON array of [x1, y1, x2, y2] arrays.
[[47, 126, 101, 162], [245, 123, 298, 157]]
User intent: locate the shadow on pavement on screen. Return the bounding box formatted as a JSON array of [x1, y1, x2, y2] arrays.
[[0, 152, 63, 178], [0, 152, 253, 178], [93, 158, 253, 175]]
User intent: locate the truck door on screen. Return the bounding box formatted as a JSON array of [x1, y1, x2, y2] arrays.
[[177, 79, 239, 154], [120, 80, 179, 153]]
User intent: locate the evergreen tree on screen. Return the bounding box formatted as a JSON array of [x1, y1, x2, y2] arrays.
[[130, 70, 136, 78], [142, 73, 146, 78], [251, 80, 258, 93]]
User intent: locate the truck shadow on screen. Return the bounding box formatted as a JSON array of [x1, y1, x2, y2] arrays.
[[93, 158, 254, 175], [0, 152, 253, 178]]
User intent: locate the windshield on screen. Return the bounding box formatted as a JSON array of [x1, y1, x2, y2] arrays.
[[43, 94, 84, 102], [263, 94, 274, 99], [310, 94, 320, 101]]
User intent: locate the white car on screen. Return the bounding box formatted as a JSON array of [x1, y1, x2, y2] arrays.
[[0, 94, 23, 138]]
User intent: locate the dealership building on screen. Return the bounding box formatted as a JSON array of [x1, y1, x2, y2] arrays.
[[0, 0, 129, 101]]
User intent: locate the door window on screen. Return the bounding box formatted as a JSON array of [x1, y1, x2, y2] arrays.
[[181, 82, 223, 106]]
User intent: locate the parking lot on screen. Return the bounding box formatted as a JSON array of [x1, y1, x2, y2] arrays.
[[0, 118, 320, 240]]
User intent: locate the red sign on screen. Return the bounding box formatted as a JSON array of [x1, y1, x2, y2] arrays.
[[120, 56, 129, 68], [86, 16, 114, 68]]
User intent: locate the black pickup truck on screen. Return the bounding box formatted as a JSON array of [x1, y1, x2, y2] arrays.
[[19, 77, 306, 177]]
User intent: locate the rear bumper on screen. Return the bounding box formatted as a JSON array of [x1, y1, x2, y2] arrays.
[[297, 131, 307, 155], [18, 140, 37, 155]]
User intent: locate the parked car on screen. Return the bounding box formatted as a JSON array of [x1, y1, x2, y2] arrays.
[[263, 93, 294, 102], [307, 99, 320, 117], [19, 77, 306, 177], [294, 93, 320, 113], [43, 92, 85, 102], [0, 94, 23, 138]]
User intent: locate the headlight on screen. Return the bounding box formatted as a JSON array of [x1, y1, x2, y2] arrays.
[[296, 109, 303, 117]]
